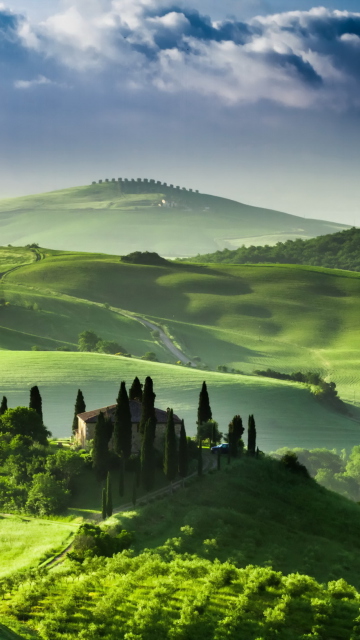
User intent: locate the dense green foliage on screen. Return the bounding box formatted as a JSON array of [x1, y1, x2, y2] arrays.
[[188, 226, 360, 271], [3, 553, 360, 640], [273, 445, 360, 502], [121, 251, 169, 265], [0, 408, 49, 445], [78, 331, 126, 355], [0, 396, 8, 416], [228, 415, 244, 457], [129, 376, 143, 401], [0, 434, 84, 515], [68, 523, 133, 562]]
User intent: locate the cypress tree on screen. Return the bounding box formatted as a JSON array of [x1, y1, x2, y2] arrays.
[[119, 454, 124, 498], [139, 376, 156, 438], [106, 472, 113, 517], [0, 396, 7, 416], [113, 381, 132, 459], [92, 411, 109, 481], [102, 487, 107, 520], [197, 381, 212, 432], [29, 386, 43, 423], [247, 414, 257, 456], [129, 376, 143, 401], [198, 439, 203, 477], [104, 413, 114, 445], [178, 420, 188, 478], [72, 389, 85, 434], [164, 409, 177, 482], [141, 418, 155, 491], [132, 473, 137, 506], [228, 415, 244, 457]]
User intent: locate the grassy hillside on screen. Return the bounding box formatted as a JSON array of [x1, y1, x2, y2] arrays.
[[185, 225, 360, 271], [2, 248, 360, 449], [0, 515, 77, 578], [0, 181, 348, 256], [4, 457, 360, 638], [2, 351, 357, 451], [5, 252, 360, 400]]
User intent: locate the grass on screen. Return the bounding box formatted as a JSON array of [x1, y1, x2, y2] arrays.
[[4, 456, 360, 639], [0, 182, 347, 256], [0, 514, 78, 578], [0, 351, 358, 452], [5, 254, 360, 403]]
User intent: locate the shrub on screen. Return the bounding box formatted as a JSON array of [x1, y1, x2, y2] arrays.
[[26, 473, 70, 515]]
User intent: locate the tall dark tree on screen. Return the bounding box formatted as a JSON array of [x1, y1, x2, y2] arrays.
[[164, 409, 178, 482], [247, 414, 257, 456], [178, 420, 188, 478], [119, 454, 124, 498], [198, 439, 203, 477], [72, 389, 85, 435], [113, 382, 132, 459], [141, 418, 155, 491], [104, 414, 114, 445], [132, 473, 137, 506], [139, 376, 156, 438], [102, 487, 107, 520], [92, 412, 109, 481], [228, 415, 244, 457], [106, 472, 113, 517], [29, 386, 43, 423], [0, 396, 7, 416], [197, 382, 212, 432], [129, 377, 143, 401]]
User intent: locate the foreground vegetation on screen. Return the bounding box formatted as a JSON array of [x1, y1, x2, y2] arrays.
[[4, 455, 360, 638]]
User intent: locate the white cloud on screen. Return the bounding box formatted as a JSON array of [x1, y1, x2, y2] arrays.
[[3, 2, 360, 109], [14, 75, 55, 89]]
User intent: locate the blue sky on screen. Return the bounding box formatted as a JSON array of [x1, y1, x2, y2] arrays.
[[1, 0, 360, 224]]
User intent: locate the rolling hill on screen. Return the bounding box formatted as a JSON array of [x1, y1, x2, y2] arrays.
[[0, 180, 348, 256], [1, 246, 360, 450]]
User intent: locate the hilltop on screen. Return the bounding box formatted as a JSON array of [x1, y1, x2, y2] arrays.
[[0, 179, 348, 256], [185, 226, 360, 270], [1, 246, 360, 449]]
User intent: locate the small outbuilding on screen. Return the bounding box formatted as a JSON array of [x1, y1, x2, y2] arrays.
[[77, 399, 182, 452]]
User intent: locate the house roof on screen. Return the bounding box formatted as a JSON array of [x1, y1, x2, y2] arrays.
[[78, 399, 182, 424]]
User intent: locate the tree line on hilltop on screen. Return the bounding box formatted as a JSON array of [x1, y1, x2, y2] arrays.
[[186, 227, 360, 271]]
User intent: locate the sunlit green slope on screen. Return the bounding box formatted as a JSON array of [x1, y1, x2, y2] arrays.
[[0, 182, 347, 256], [4, 252, 360, 402]]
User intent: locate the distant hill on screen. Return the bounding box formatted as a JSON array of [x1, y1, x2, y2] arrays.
[[0, 179, 348, 256], [185, 227, 360, 270]]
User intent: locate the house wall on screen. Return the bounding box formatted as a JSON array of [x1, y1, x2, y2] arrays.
[[77, 417, 181, 453]]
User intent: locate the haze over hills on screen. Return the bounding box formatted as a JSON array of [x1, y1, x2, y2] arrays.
[[0, 180, 348, 257]]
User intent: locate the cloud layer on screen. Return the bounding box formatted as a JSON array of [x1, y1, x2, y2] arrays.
[[2, 2, 360, 109]]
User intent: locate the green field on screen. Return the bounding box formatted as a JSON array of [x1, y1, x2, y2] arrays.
[[0, 351, 359, 451], [0, 182, 347, 256], [2, 248, 360, 450], [0, 515, 77, 578]]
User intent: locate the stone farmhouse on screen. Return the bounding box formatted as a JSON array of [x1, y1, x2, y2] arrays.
[[77, 399, 182, 453]]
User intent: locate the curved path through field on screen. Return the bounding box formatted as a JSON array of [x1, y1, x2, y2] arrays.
[[132, 315, 197, 367]]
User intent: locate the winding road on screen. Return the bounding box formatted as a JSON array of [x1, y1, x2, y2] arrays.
[[133, 315, 197, 367]]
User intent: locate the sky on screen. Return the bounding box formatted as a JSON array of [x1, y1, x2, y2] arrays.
[[0, 1, 359, 224]]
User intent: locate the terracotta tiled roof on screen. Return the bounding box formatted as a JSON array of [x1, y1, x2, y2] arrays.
[[78, 399, 181, 424]]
